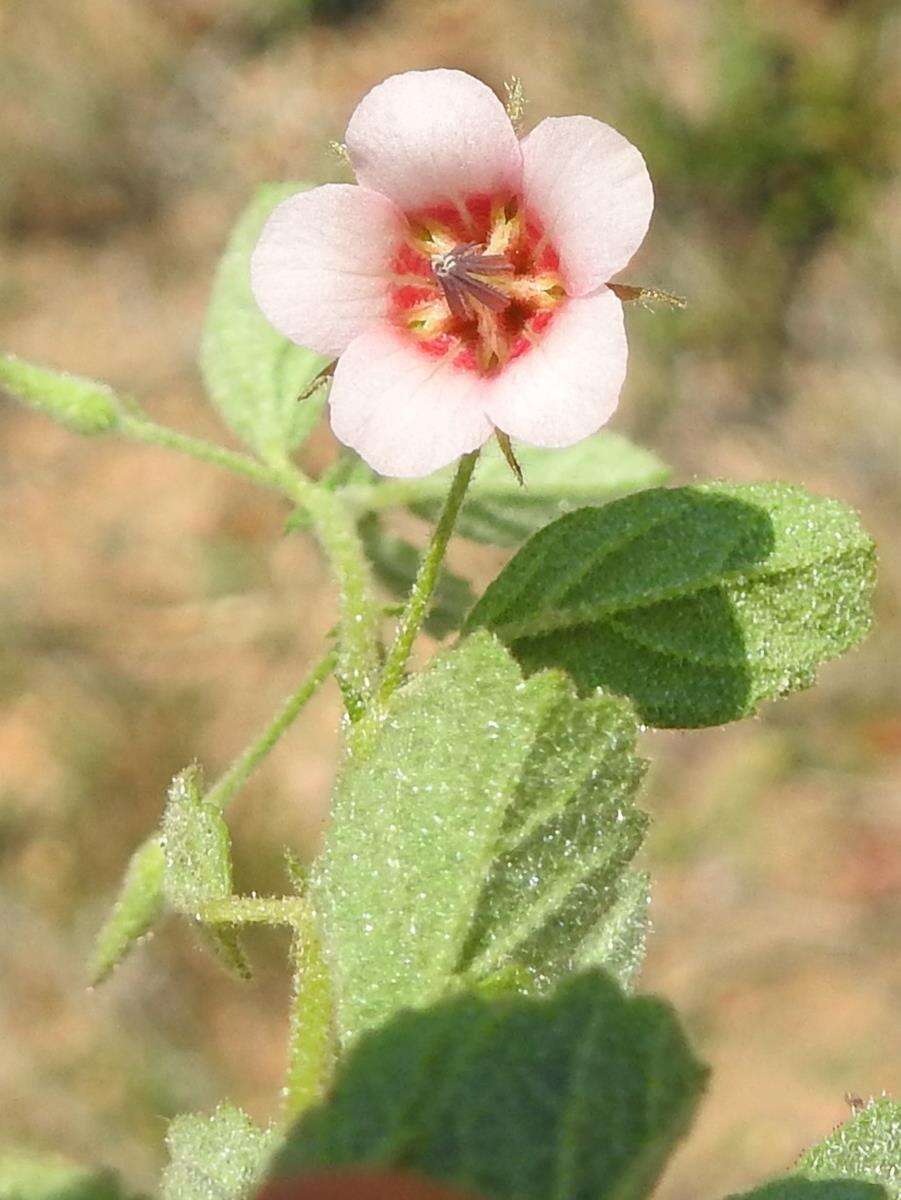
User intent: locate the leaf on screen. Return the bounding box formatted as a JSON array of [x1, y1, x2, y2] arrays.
[[257, 1171, 478, 1200], [0, 1150, 133, 1200], [88, 836, 165, 985], [359, 514, 476, 638], [269, 971, 708, 1200], [0, 353, 119, 435], [312, 632, 648, 1045], [797, 1098, 900, 1198], [161, 1106, 278, 1200], [407, 431, 670, 546], [727, 1182, 886, 1200], [467, 482, 876, 728], [200, 184, 328, 460], [161, 766, 250, 979]]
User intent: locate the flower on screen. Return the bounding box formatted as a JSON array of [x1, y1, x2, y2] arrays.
[[251, 70, 653, 478]]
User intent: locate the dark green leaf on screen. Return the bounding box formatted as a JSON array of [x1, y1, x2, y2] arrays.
[[161, 1106, 277, 1200], [0, 353, 119, 435], [88, 836, 165, 985], [467, 482, 875, 727], [200, 185, 328, 460], [408, 432, 669, 546], [312, 633, 647, 1045], [271, 971, 708, 1200], [727, 1182, 886, 1200], [359, 514, 475, 638]]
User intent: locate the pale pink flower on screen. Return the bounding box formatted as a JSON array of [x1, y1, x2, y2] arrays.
[[251, 70, 653, 478]]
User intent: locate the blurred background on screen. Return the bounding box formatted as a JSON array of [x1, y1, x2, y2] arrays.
[[1, 0, 899, 1195]]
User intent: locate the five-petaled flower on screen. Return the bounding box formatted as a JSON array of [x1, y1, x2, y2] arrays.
[[251, 70, 653, 478]]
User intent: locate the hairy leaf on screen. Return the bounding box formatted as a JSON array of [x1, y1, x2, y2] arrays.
[[797, 1098, 900, 1198], [0, 353, 119, 435], [727, 1182, 886, 1200], [0, 1151, 133, 1200], [161, 766, 249, 978], [270, 971, 708, 1200], [467, 482, 875, 727], [89, 836, 165, 985], [161, 1106, 277, 1200], [403, 432, 669, 546], [200, 184, 327, 460], [359, 514, 475, 638], [313, 632, 647, 1045]]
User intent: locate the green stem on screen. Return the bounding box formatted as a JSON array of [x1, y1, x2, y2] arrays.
[[377, 450, 479, 705], [205, 648, 338, 812], [285, 907, 335, 1120], [198, 896, 304, 925], [118, 412, 281, 493], [267, 456, 380, 720]]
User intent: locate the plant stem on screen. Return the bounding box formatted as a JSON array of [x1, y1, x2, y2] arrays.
[[285, 907, 335, 1120], [118, 412, 281, 492], [204, 648, 338, 812], [198, 895, 305, 925], [267, 456, 380, 720], [377, 450, 479, 705]]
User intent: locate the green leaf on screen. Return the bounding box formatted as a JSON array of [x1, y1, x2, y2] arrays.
[[312, 632, 648, 1045], [407, 432, 670, 546], [0, 1150, 133, 1200], [359, 514, 476, 638], [467, 482, 876, 728], [0, 353, 119, 435], [200, 184, 328, 461], [88, 836, 165, 985], [161, 1106, 278, 1200], [270, 970, 708, 1200], [161, 766, 250, 979], [727, 1182, 886, 1200], [797, 1098, 900, 1198]]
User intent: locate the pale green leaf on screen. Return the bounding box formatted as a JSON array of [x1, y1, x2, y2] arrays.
[[88, 836, 165, 985], [161, 766, 250, 979], [727, 1182, 886, 1200], [200, 184, 327, 460], [312, 632, 647, 1045], [408, 431, 670, 546], [467, 482, 876, 727], [0, 353, 119, 435], [161, 1106, 277, 1200], [797, 1098, 900, 1198], [271, 970, 708, 1200], [0, 1150, 133, 1200]]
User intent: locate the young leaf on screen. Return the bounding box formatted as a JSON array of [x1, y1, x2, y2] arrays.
[[391, 432, 669, 547], [796, 1097, 900, 1198], [161, 1105, 278, 1200], [200, 184, 328, 461], [0, 1150, 132, 1200], [269, 971, 708, 1200], [312, 632, 648, 1045], [467, 482, 876, 728], [359, 514, 476, 638], [0, 353, 119, 435], [88, 836, 165, 985], [161, 766, 250, 979]]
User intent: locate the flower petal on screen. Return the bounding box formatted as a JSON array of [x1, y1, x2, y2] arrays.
[[521, 116, 653, 296], [484, 289, 627, 446], [329, 328, 493, 478], [251, 184, 404, 358], [345, 70, 522, 213]]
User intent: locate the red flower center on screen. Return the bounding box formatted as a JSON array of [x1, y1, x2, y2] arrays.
[[387, 193, 565, 376]]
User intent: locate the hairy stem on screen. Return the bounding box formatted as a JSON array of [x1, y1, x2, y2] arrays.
[[198, 896, 305, 925], [267, 455, 380, 720], [205, 648, 338, 812], [377, 450, 479, 705], [285, 907, 335, 1120], [118, 412, 281, 492]]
